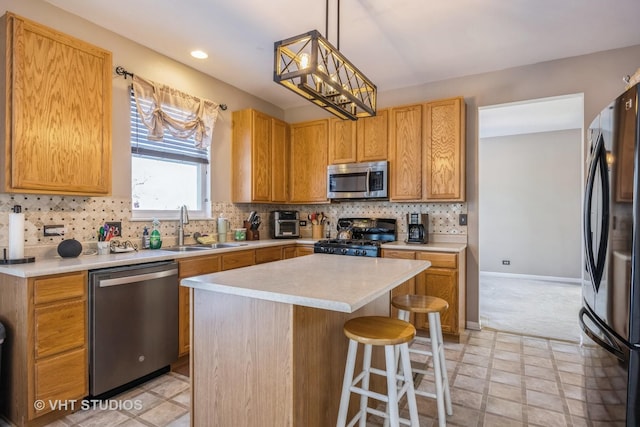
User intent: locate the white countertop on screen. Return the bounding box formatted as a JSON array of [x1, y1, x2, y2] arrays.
[[0, 239, 297, 278], [381, 241, 466, 253], [182, 253, 431, 313], [0, 238, 465, 278]]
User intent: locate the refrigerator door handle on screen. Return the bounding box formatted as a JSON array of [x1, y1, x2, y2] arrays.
[[579, 307, 625, 361], [583, 133, 610, 291]]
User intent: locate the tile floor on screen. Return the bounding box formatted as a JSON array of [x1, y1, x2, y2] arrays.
[[12, 328, 620, 427], [37, 372, 190, 427]]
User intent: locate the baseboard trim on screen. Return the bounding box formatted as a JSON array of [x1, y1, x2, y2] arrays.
[[466, 321, 482, 331], [479, 271, 581, 285]]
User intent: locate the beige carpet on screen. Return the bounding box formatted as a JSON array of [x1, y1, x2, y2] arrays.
[[479, 275, 586, 343]]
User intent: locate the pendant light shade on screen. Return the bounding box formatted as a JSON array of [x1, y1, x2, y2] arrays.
[[274, 29, 376, 120]]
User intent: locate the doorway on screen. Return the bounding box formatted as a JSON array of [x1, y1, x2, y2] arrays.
[[478, 94, 585, 342]]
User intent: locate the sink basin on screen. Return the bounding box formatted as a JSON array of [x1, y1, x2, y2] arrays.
[[164, 246, 212, 252], [164, 242, 249, 252], [207, 242, 249, 249]]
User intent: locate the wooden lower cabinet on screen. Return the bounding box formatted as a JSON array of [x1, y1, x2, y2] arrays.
[[222, 249, 256, 270], [283, 245, 297, 259], [34, 348, 87, 415], [30, 272, 88, 420], [255, 246, 283, 264], [178, 255, 221, 357], [382, 248, 465, 340], [295, 245, 315, 257]]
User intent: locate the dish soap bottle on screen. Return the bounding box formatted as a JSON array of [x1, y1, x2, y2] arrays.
[[149, 219, 162, 249], [142, 226, 150, 249]]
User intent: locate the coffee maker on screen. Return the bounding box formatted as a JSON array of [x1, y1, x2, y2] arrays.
[[406, 213, 428, 244]]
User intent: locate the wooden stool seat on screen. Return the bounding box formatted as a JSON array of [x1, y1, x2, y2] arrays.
[[392, 294, 449, 315], [344, 316, 416, 346], [337, 316, 419, 427], [392, 295, 453, 427]]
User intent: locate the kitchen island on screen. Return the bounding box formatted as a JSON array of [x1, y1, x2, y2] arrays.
[[181, 253, 431, 427]]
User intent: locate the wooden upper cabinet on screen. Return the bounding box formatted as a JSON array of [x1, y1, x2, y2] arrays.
[[328, 118, 357, 164], [0, 13, 112, 195], [271, 118, 289, 203], [232, 109, 271, 202], [232, 109, 289, 203], [328, 109, 388, 164], [388, 104, 424, 201], [356, 109, 388, 162], [424, 97, 466, 201], [289, 119, 328, 203]]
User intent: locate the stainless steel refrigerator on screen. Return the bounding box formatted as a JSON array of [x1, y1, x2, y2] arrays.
[[581, 82, 640, 426]]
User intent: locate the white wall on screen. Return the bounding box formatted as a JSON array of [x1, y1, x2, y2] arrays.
[[479, 129, 582, 279]]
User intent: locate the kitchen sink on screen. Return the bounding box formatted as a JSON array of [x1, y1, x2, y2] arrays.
[[207, 242, 248, 248], [164, 246, 212, 252], [164, 242, 249, 252]]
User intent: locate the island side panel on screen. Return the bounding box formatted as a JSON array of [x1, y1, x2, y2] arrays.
[[292, 293, 390, 426], [191, 289, 294, 427]]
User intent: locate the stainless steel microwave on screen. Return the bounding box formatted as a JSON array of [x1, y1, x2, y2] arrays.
[[327, 161, 388, 200]]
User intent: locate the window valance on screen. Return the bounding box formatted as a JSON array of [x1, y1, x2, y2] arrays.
[[131, 75, 221, 149]]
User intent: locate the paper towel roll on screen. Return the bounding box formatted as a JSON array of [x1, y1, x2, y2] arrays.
[[8, 210, 25, 260]]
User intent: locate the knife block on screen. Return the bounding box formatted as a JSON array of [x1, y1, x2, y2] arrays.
[[244, 221, 260, 241]]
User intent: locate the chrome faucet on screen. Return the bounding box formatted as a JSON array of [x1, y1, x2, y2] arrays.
[[178, 205, 189, 246]]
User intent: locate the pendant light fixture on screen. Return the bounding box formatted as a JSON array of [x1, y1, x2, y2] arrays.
[[273, 0, 377, 120]]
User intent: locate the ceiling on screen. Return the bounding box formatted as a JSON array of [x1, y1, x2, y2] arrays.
[[46, 0, 640, 111], [479, 94, 584, 138]]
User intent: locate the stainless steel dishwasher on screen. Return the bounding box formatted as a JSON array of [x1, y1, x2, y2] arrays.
[[89, 260, 179, 397]]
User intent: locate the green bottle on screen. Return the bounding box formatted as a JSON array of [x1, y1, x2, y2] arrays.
[[150, 218, 162, 249]]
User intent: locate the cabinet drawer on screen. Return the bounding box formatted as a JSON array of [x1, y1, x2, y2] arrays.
[[179, 255, 221, 278], [34, 348, 87, 416], [416, 252, 457, 269], [255, 247, 282, 264], [295, 245, 314, 257], [222, 250, 255, 270], [33, 272, 86, 305], [381, 250, 416, 259], [35, 299, 86, 358], [283, 246, 297, 259]]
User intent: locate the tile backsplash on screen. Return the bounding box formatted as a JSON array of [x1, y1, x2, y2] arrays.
[[0, 194, 467, 258]]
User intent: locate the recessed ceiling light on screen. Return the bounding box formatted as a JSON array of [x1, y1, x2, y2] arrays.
[[190, 50, 208, 59]]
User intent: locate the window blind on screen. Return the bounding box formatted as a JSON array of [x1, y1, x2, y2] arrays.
[[130, 91, 209, 164]]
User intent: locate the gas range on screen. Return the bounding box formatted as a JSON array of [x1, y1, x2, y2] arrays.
[[313, 218, 396, 257], [314, 239, 383, 257]]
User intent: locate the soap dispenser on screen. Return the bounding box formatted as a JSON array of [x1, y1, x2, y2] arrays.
[[149, 219, 162, 249], [142, 226, 150, 249]]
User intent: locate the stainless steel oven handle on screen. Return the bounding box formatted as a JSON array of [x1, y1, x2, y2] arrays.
[[99, 268, 178, 287], [366, 168, 371, 194]]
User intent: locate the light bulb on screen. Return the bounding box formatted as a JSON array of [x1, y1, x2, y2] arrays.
[[299, 53, 309, 69]]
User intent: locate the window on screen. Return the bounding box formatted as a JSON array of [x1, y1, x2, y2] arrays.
[[130, 91, 210, 219]]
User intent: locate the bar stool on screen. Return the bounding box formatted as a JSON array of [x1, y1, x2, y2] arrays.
[[337, 316, 420, 427], [391, 295, 452, 427]]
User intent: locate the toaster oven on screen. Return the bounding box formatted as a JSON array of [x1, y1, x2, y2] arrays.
[[270, 211, 300, 239]]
